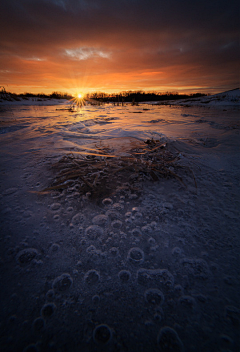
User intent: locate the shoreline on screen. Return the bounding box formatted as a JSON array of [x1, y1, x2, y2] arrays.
[[1, 88, 239, 108]]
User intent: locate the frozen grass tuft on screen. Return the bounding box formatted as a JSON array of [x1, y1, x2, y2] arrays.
[[39, 138, 196, 200]]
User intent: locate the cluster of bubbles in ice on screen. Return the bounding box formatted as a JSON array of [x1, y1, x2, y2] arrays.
[[8, 188, 239, 352]]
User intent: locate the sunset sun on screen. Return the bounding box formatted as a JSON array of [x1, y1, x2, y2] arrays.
[[71, 91, 86, 107]]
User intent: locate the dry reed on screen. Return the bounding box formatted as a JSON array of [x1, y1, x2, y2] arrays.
[[39, 138, 195, 200]]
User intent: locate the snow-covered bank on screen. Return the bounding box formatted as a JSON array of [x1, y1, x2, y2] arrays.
[[159, 88, 240, 108], [0, 103, 239, 352], [0, 96, 68, 106]]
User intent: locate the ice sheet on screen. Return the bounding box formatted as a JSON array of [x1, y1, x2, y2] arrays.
[[0, 101, 239, 352]]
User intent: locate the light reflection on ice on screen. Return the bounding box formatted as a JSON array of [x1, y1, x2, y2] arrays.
[[0, 103, 239, 162]]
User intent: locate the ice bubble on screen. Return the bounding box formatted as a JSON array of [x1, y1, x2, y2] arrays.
[[181, 258, 210, 279], [84, 269, 100, 285], [125, 218, 132, 225], [68, 191, 80, 199], [137, 268, 174, 288], [92, 214, 108, 226], [172, 247, 183, 257], [33, 317, 45, 333], [178, 296, 197, 312], [145, 320, 154, 327], [125, 212, 132, 217], [50, 203, 61, 211], [150, 221, 157, 229], [144, 288, 164, 305], [174, 285, 184, 297], [93, 324, 112, 345], [102, 198, 113, 206], [113, 203, 124, 211], [92, 295, 100, 304], [195, 294, 207, 303], [73, 269, 78, 276], [16, 248, 39, 265], [154, 313, 162, 323], [141, 224, 152, 235], [105, 209, 121, 220], [85, 225, 103, 239], [71, 213, 86, 226], [32, 259, 43, 266], [88, 248, 103, 260], [49, 243, 60, 252], [120, 232, 127, 240], [111, 220, 122, 229], [86, 245, 97, 254], [109, 247, 119, 257], [23, 210, 32, 218], [132, 207, 141, 214], [41, 303, 56, 318], [133, 212, 143, 220], [219, 334, 234, 350], [118, 270, 131, 282], [129, 193, 138, 200], [52, 273, 73, 292], [46, 289, 55, 301], [127, 247, 144, 264], [157, 326, 184, 352], [148, 237, 156, 246], [112, 233, 119, 240], [131, 228, 142, 237]]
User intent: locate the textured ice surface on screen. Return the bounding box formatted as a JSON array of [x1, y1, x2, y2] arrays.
[[157, 326, 184, 352], [0, 103, 239, 351]]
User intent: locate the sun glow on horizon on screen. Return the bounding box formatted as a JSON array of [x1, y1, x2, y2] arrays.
[[71, 91, 86, 107], [72, 91, 85, 99]]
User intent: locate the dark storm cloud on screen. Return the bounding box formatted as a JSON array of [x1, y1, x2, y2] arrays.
[[0, 0, 239, 92], [1, 0, 238, 46]]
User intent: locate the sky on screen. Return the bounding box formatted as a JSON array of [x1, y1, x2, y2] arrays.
[[0, 0, 239, 95]]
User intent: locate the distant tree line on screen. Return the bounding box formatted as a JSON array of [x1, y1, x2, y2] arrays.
[[86, 90, 206, 103], [0, 87, 72, 100], [18, 91, 72, 99], [1, 86, 206, 102]]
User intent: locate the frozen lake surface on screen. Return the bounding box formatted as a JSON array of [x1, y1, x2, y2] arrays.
[[0, 101, 239, 351]]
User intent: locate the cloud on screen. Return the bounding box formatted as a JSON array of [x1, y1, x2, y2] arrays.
[[22, 57, 46, 61], [64, 47, 111, 60]]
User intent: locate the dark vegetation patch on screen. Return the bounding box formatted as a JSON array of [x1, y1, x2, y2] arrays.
[[38, 139, 196, 201]]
